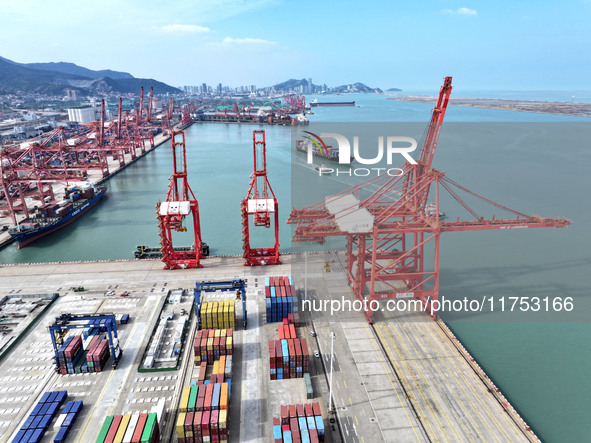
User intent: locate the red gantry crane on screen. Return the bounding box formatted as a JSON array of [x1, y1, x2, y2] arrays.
[[241, 130, 281, 266], [288, 76, 571, 322], [157, 131, 203, 269]]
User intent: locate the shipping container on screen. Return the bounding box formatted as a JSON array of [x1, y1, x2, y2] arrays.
[[104, 414, 122, 443], [95, 416, 113, 443], [122, 414, 140, 443], [114, 414, 131, 443], [131, 413, 148, 443]]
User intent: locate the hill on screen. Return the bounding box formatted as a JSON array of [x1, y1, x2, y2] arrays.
[[0, 56, 180, 95]]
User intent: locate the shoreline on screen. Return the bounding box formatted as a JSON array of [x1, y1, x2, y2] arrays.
[[387, 94, 591, 117]]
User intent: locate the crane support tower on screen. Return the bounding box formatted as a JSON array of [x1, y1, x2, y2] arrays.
[[241, 130, 281, 266], [194, 278, 248, 329], [49, 313, 122, 369], [288, 76, 572, 323], [157, 131, 204, 269]]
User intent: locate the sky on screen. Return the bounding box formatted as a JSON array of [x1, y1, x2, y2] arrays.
[[0, 0, 590, 91]]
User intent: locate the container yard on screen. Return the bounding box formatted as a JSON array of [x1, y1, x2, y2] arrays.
[[0, 255, 540, 442]]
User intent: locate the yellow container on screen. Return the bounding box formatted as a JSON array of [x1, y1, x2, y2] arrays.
[[219, 409, 228, 428], [176, 412, 186, 437], [179, 385, 191, 413], [113, 414, 130, 443]]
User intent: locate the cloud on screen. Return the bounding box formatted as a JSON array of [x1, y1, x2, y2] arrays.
[[161, 24, 211, 33], [221, 37, 276, 45], [442, 7, 477, 16]]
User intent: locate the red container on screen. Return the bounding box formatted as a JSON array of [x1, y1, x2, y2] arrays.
[[305, 403, 313, 417], [201, 410, 211, 435], [312, 402, 321, 416], [105, 414, 122, 443], [193, 411, 203, 435], [296, 404, 305, 418], [197, 396, 205, 412], [265, 287, 271, 298], [131, 413, 148, 443], [290, 417, 299, 433], [310, 429, 319, 443], [289, 324, 296, 339], [185, 412, 194, 433], [280, 405, 289, 425], [273, 417, 280, 426], [289, 404, 297, 418]]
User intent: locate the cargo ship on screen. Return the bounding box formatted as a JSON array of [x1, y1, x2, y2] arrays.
[[296, 139, 353, 162], [309, 98, 355, 107], [8, 183, 106, 248]]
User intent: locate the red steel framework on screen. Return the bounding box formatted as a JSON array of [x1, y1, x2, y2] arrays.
[[0, 89, 174, 226], [157, 131, 203, 269], [242, 130, 281, 266], [288, 76, 572, 322]]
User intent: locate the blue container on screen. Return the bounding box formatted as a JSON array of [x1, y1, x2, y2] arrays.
[[30, 403, 43, 416], [30, 416, 43, 429], [38, 414, 52, 431], [283, 430, 293, 443], [265, 277, 270, 286], [62, 412, 76, 428], [71, 400, 83, 413], [270, 368, 276, 375], [21, 415, 35, 430], [39, 392, 51, 404], [273, 425, 282, 439], [307, 416, 316, 430], [301, 430, 310, 443], [212, 383, 221, 410], [47, 392, 58, 403], [298, 417, 307, 430], [315, 416, 325, 435], [29, 428, 44, 443], [62, 402, 73, 414], [46, 402, 59, 418], [11, 429, 26, 443], [54, 426, 69, 443], [21, 430, 35, 443]]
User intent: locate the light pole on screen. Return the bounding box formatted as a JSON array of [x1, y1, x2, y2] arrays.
[[304, 252, 308, 301], [328, 331, 336, 412]]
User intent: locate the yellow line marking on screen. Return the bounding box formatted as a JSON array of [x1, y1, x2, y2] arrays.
[[349, 396, 353, 406], [355, 415, 359, 425], [344, 379, 347, 388]]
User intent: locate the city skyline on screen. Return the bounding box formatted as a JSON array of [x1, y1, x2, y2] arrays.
[[1, 0, 590, 91]]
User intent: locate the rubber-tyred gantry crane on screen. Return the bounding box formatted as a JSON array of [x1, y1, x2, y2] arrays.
[[288, 76, 572, 322], [157, 131, 203, 269], [242, 130, 281, 266]]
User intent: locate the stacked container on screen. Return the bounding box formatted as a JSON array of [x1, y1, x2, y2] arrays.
[[176, 382, 230, 443], [86, 339, 110, 373], [56, 333, 111, 374], [193, 329, 233, 366], [200, 300, 235, 330], [52, 400, 83, 443], [12, 390, 68, 443], [274, 403, 325, 443], [95, 412, 159, 443], [265, 276, 299, 323], [269, 325, 310, 380]]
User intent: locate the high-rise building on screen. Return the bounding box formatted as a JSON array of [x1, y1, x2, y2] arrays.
[[202, 83, 208, 95], [217, 83, 222, 94]]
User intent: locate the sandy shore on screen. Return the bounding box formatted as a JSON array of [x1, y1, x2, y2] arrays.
[[388, 95, 591, 117]]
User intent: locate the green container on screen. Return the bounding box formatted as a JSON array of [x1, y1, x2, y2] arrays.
[[188, 385, 198, 412], [141, 412, 157, 443], [95, 415, 114, 443]]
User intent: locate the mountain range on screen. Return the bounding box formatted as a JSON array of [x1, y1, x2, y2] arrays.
[[0, 56, 181, 95], [273, 78, 383, 94]]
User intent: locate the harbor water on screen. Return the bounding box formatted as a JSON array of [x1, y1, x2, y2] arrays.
[[1, 93, 590, 442]]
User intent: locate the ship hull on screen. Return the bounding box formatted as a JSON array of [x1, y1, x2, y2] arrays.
[[10, 188, 107, 249]]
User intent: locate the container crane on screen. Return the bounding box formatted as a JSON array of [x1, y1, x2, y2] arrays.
[[288, 76, 571, 322], [241, 130, 281, 266], [157, 131, 204, 269]]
